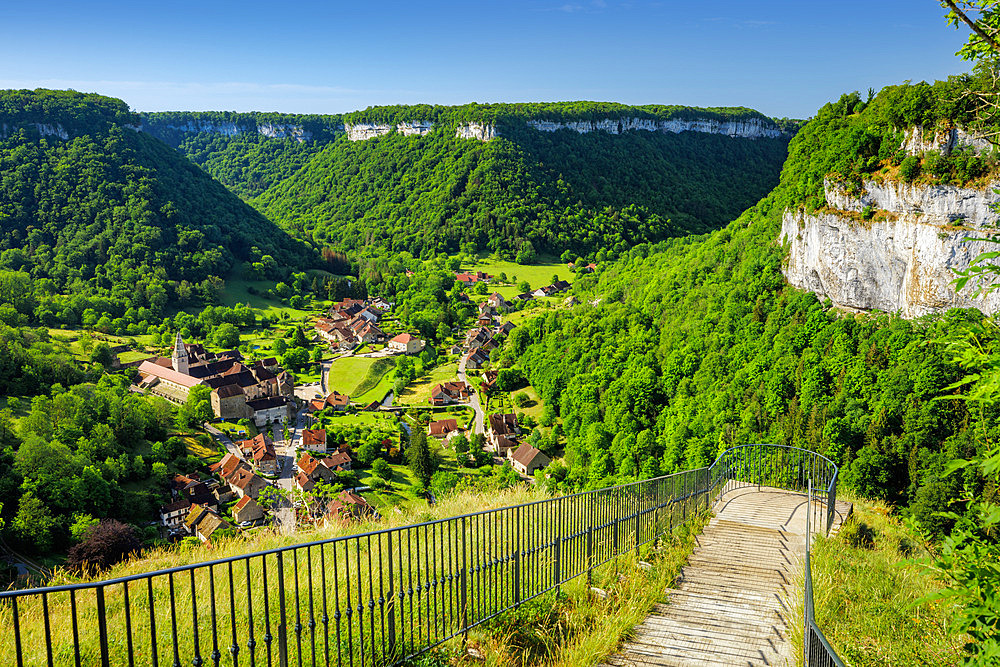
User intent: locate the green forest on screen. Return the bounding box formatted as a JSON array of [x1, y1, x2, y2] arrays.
[[0, 90, 316, 320], [503, 80, 998, 542], [253, 122, 789, 258]]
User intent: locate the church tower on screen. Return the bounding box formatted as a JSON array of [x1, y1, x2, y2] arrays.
[[171, 332, 189, 375]]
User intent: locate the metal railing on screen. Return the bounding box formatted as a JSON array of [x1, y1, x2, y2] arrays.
[[803, 481, 847, 667], [0, 444, 846, 666], [0, 466, 713, 666]]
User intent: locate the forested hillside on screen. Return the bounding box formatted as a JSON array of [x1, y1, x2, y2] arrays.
[[0, 90, 315, 321], [141, 111, 343, 199], [252, 103, 791, 258], [507, 79, 997, 533]]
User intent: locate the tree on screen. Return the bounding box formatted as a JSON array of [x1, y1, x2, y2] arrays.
[[179, 384, 214, 427], [281, 347, 310, 372], [372, 458, 392, 482], [257, 484, 287, 510], [406, 429, 434, 487], [213, 322, 240, 349], [291, 326, 309, 348], [12, 492, 57, 552], [518, 280, 531, 293], [942, 1, 1000, 141], [89, 342, 114, 368], [66, 520, 140, 573], [513, 392, 531, 408]]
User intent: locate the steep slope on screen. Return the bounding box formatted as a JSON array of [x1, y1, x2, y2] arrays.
[[0, 90, 314, 305], [511, 80, 994, 528], [140, 111, 343, 199], [248, 102, 793, 257]]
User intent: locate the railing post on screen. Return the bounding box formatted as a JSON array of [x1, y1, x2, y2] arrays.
[[554, 500, 563, 595], [386, 532, 396, 660], [586, 493, 594, 588], [461, 516, 468, 641], [96, 585, 111, 667], [514, 505, 522, 605], [635, 484, 642, 555], [277, 551, 289, 667]]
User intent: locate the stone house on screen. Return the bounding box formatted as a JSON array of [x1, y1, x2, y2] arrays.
[[510, 444, 551, 476]]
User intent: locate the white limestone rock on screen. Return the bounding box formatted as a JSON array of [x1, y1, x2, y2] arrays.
[[455, 123, 497, 141], [901, 125, 992, 157], [0, 122, 70, 139], [526, 116, 786, 139], [781, 178, 1000, 317], [345, 121, 433, 141]]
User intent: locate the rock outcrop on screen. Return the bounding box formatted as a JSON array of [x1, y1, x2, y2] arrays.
[[344, 121, 433, 141], [0, 122, 70, 140], [901, 125, 992, 157], [781, 178, 1000, 317], [526, 116, 786, 139], [455, 123, 497, 141], [139, 119, 340, 143]]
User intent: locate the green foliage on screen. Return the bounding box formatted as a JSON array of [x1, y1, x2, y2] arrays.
[[0, 90, 316, 322], [513, 83, 994, 510], [406, 428, 434, 487], [252, 104, 790, 259]]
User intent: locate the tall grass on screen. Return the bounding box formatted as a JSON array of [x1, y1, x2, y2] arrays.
[[796, 498, 968, 666], [412, 512, 710, 667], [2, 484, 708, 666]]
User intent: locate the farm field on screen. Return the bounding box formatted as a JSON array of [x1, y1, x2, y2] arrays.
[[395, 361, 460, 406], [460, 257, 574, 299], [326, 356, 380, 395]]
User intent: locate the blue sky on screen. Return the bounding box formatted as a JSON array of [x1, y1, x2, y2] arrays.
[[0, 1, 974, 118]]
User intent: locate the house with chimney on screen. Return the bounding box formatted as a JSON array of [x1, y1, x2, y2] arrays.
[[232, 496, 265, 525], [238, 433, 278, 475], [429, 381, 471, 406], [488, 413, 520, 453]]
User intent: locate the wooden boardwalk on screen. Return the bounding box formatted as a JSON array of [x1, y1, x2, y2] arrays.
[[606, 485, 852, 667]]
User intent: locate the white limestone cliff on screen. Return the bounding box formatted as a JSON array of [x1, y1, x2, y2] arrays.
[[0, 122, 70, 140], [901, 125, 992, 157], [140, 120, 339, 142], [345, 121, 434, 141], [455, 123, 497, 141], [526, 116, 785, 139], [781, 178, 1000, 317]]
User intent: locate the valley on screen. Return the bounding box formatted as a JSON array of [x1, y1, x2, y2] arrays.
[[1, 50, 1000, 663]]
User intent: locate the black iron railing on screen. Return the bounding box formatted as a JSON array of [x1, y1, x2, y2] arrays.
[[0, 466, 713, 666], [803, 480, 847, 667], [0, 444, 846, 666]]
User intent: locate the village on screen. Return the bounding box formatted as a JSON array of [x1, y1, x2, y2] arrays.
[[140, 266, 577, 545]]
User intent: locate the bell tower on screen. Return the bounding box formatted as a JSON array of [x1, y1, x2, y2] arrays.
[[171, 332, 189, 374]]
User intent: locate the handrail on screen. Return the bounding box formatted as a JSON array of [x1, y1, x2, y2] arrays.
[[0, 444, 844, 666], [804, 481, 847, 667]]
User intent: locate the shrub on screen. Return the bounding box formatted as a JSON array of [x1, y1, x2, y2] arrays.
[[66, 520, 141, 573], [899, 155, 921, 182]]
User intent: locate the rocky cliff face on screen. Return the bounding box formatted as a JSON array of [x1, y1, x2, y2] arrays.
[[781, 178, 1000, 317], [342, 116, 787, 142], [344, 121, 434, 141], [139, 119, 340, 142], [526, 116, 786, 139], [0, 122, 70, 140], [901, 124, 991, 156], [455, 122, 497, 141]]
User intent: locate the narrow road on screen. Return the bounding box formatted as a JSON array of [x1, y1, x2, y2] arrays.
[[456, 356, 485, 435]]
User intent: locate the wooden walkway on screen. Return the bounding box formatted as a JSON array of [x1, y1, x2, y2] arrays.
[[606, 485, 852, 667]]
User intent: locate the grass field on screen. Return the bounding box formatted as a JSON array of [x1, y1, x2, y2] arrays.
[[219, 278, 315, 319], [326, 356, 381, 396], [395, 361, 460, 406], [460, 257, 574, 296]]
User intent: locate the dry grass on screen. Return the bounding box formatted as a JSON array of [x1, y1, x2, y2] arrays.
[[411, 512, 710, 667]]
